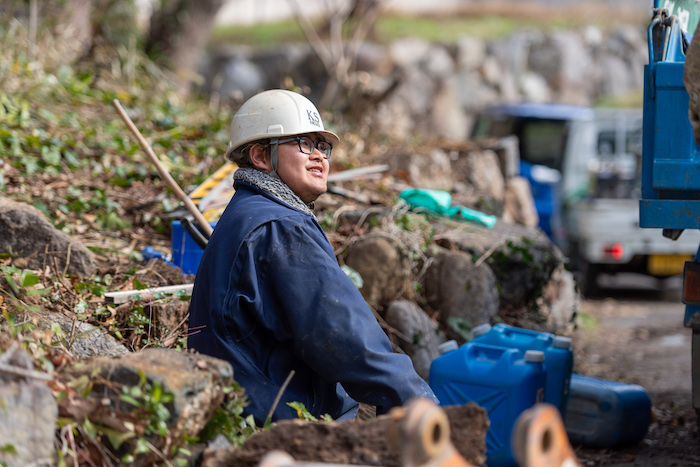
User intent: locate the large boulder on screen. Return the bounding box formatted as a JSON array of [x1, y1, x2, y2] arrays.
[[423, 247, 499, 343], [503, 176, 539, 228], [535, 262, 579, 334], [61, 348, 234, 465], [485, 235, 563, 326], [0, 381, 57, 467], [53, 313, 129, 358], [429, 215, 573, 335], [0, 348, 57, 467], [387, 147, 455, 191], [0, 196, 96, 277], [343, 234, 410, 310], [384, 300, 446, 379], [451, 149, 505, 210]]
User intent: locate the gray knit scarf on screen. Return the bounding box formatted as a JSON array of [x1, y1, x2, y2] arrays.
[[233, 167, 315, 216]]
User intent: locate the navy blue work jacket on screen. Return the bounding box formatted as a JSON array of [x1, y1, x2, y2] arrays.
[[188, 180, 437, 424]]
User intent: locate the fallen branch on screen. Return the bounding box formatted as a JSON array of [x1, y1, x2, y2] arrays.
[[326, 185, 371, 204], [474, 239, 506, 268], [0, 361, 52, 381]]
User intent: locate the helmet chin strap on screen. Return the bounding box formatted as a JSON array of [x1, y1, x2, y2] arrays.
[[269, 138, 281, 180]]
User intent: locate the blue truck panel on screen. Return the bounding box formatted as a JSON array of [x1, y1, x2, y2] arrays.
[[640, 8, 700, 229], [641, 2, 700, 416]]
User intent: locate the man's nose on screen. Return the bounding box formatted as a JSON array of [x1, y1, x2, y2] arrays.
[[310, 147, 324, 160]]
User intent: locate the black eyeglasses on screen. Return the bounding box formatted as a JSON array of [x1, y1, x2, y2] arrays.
[[276, 135, 332, 159]]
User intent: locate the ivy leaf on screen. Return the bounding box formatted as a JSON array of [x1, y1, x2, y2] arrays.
[[19, 270, 40, 288], [104, 428, 135, 450], [82, 417, 97, 440], [135, 438, 150, 454], [74, 301, 88, 315], [340, 265, 364, 289]]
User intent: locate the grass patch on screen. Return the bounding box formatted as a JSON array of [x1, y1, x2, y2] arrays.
[[211, 19, 306, 48], [373, 15, 529, 42], [211, 14, 575, 47], [210, 4, 648, 48], [576, 311, 599, 331]]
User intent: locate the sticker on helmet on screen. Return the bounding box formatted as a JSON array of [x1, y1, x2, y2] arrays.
[[306, 110, 321, 127]]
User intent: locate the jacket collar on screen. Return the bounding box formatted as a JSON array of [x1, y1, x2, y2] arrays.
[[233, 167, 314, 216]]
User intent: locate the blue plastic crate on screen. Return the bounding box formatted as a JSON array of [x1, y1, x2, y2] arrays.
[[170, 220, 215, 275]]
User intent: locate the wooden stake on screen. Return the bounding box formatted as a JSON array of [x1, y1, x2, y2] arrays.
[[112, 99, 214, 238]]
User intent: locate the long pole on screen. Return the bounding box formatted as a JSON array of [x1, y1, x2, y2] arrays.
[[112, 99, 214, 239]]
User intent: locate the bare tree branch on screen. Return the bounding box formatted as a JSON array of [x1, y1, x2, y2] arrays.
[[287, 0, 384, 108]]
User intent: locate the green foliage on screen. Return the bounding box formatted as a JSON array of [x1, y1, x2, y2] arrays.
[[394, 211, 435, 252], [0, 266, 51, 308], [375, 15, 525, 41], [198, 383, 259, 446], [0, 444, 17, 455], [58, 368, 181, 465], [395, 211, 432, 235], [211, 19, 307, 48], [120, 370, 174, 437], [287, 402, 332, 422], [412, 331, 424, 346], [487, 238, 540, 275], [318, 211, 338, 231], [576, 311, 598, 331], [0, 21, 232, 218]]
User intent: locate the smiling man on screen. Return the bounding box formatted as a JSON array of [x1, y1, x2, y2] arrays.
[[187, 89, 437, 424]]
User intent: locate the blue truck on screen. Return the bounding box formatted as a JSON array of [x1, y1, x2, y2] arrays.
[[640, 0, 700, 425]]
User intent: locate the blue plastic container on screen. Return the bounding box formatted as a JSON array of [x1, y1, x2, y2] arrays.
[[170, 220, 215, 275], [564, 373, 652, 448], [429, 342, 546, 467], [471, 323, 574, 416]]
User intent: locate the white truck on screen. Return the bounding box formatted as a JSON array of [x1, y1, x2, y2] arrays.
[[472, 103, 700, 294]]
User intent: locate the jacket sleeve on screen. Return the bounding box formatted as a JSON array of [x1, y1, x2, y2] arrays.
[[259, 216, 438, 414]]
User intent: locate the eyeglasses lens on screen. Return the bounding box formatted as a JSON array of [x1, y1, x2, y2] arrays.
[[297, 136, 331, 159]]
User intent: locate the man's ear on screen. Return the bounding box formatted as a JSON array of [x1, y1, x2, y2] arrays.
[[250, 144, 272, 172]]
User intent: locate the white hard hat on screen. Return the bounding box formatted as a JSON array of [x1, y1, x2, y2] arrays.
[[225, 89, 340, 162]]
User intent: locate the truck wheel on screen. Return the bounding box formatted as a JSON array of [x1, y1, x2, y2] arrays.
[[577, 262, 600, 298]]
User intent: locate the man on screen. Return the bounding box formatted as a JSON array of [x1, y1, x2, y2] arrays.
[[188, 89, 437, 424]]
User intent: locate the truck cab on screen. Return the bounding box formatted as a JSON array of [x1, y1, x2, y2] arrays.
[[471, 103, 595, 243], [472, 102, 700, 294]]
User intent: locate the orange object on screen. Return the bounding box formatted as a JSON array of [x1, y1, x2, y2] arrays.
[[512, 403, 582, 467]]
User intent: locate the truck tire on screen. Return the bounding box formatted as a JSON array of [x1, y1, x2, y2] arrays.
[[577, 261, 600, 298]]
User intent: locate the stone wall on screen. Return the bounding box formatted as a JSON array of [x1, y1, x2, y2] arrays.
[[200, 25, 647, 140]]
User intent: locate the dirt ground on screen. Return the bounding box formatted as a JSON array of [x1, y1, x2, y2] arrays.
[[204, 403, 490, 466], [572, 274, 700, 466]]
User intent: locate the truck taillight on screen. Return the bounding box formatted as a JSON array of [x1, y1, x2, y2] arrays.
[[603, 243, 624, 260], [683, 262, 700, 305]]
